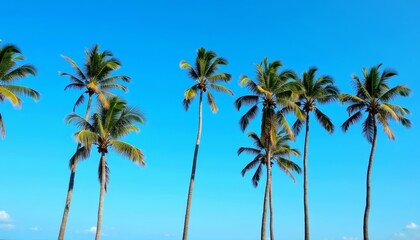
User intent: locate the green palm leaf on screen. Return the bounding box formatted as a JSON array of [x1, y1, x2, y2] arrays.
[[110, 140, 145, 166]]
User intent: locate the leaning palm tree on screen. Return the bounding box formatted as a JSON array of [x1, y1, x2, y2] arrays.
[[0, 44, 39, 138], [68, 96, 145, 240], [340, 64, 410, 240], [239, 131, 301, 239], [58, 44, 130, 240], [287, 67, 339, 240], [180, 47, 233, 240], [234, 57, 300, 240]]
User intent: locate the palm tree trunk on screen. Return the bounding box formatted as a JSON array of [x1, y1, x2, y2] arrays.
[[303, 113, 310, 240], [58, 95, 93, 240], [95, 153, 106, 240], [261, 147, 271, 240], [363, 120, 377, 240], [269, 172, 274, 240], [182, 91, 203, 240]]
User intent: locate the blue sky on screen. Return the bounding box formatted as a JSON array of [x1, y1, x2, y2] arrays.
[[1, 0, 419, 239]]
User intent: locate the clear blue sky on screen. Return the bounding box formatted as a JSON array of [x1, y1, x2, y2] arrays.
[[1, 0, 419, 239]]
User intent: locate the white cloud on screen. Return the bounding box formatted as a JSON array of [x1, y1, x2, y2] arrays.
[[0, 211, 11, 222], [405, 222, 420, 230], [0, 223, 15, 230], [87, 226, 96, 234], [30, 226, 40, 231]]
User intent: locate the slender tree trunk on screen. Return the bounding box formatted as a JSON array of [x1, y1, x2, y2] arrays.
[[95, 153, 106, 240], [363, 119, 377, 240], [269, 172, 274, 240], [58, 95, 93, 240], [261, 147, 271, 240], [182, 91, 203, 240], [303, 113, 310, 240]]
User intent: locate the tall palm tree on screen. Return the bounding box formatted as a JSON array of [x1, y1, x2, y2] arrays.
[[180, 47, 233, 240], [68, 96, 145, 240], [239, 131, 301, 239], [235, 57, 300, 240], [58, 44, 130, 240], [0, 44, 39, 138], [287, 67, 339, 240], [340, 64, 410, 240]]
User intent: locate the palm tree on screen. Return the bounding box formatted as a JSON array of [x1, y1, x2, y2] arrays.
[[180, 47, 233, 240], [0, 44, 39, 138], [58, 44, 130, 240], [68, 96, 145, 240], [234, 57, 300, 240], [287, 67, 339, 240], [340, 64, 410, 240], [239, 131, 301, 239]]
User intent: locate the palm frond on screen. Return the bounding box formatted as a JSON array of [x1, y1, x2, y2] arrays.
[[377, 112, 395, 140], [184, 85, 198, 100], [277, 111, 295, 140], [379, 85, 410, 102], [341, 111, 362, 132], [314, 108, 334, 133], [239, 105, 258, 131], [239, 76, 260, 95], [61, 55, 86, 80], [72, 94, 85, 112], [4, 85, 40, 101], [207, 73, 232, 82], [248, 131, 264, 149], [209, 83, 233, 95], [0, 86, 21, 106], [68, 145, 91, 169], [180, 60, 198, 80], [234, 95, 259, 110], [66, 113, 93, 130], [251, 163, 263, 187], [339, 93, 365, 105], [237, 147, 261, 156], [75, 130, 98, 146], [346, 103, 366, 115], [362, 113, 375, 143], [64, 83, 86, 91], [2, 64, 37, 81], [206, 90, 218, 113], [110, 140, 145, 166], [292, 118, 305, 136], [100, 83, 128, 92]]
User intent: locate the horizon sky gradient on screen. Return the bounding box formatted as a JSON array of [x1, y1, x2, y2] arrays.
[[1, 0, 419, 240]]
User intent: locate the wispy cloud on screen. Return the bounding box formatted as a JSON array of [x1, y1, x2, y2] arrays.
[[405, 222, 420, 230], [30, 226, 40, 231], [87, 226, 96, 234], [0, 211, 11, 222], [0, 223, 15, 230]]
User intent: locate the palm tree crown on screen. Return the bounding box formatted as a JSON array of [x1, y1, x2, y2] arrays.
[[238, 131, 301, 187], [341, 64, 411, 141], [235, 57, 300, 141], [68, 96, 146, 177], [61, 44, 130, 111], [0, 44, 39, 138], [291, 67, 339, 135], [181, 47, 233, 112]]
